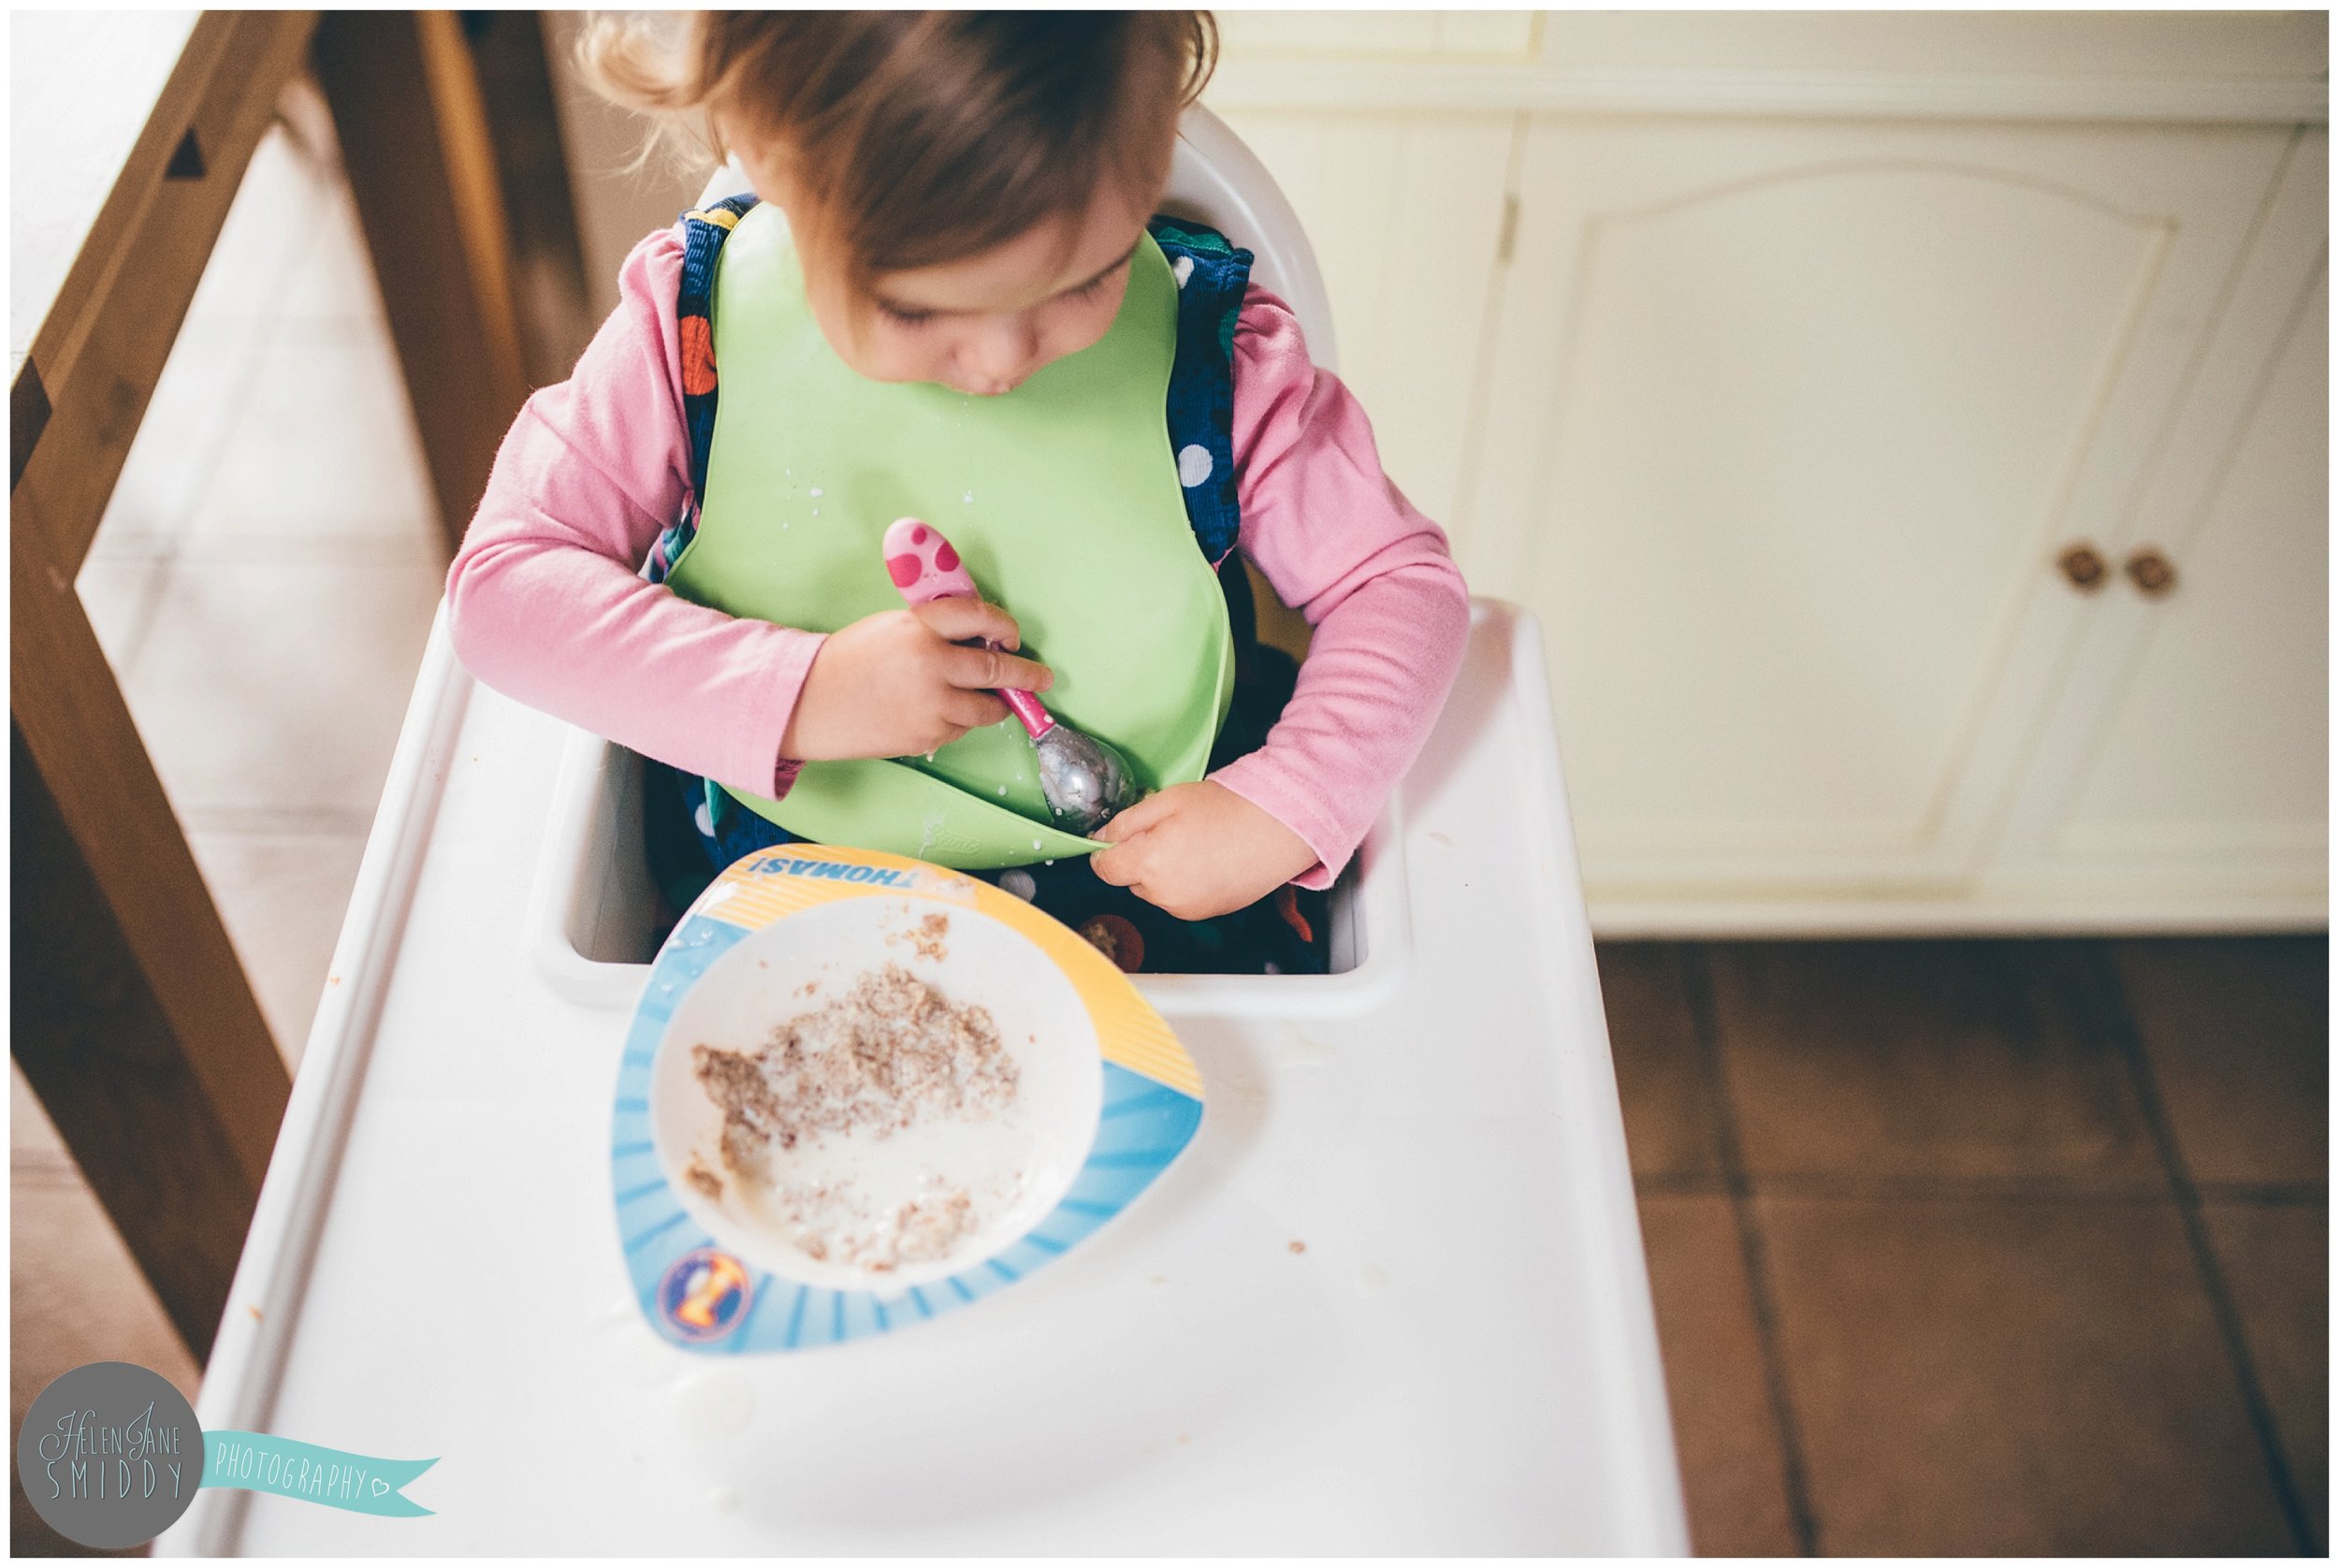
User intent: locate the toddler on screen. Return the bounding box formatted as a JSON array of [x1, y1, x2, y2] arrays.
[[446, 12, 1469, 974]]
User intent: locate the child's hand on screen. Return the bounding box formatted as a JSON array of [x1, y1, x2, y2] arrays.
[[782, 600, 1053, 762], [1090, 781, 1318, 921]]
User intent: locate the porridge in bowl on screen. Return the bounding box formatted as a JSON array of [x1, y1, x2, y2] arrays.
[[649, 898, 1101, 1291], [690, 962, 1024, 1273]]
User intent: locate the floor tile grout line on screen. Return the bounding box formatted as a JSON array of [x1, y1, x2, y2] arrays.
[[1633, 1169, 2324, 1206], [1679, 942, 1823, 1558], [105, 120, 339, 684], [179, 806, 376, 835], [2085, 940, 2317, 1554], [123, 142, 436, 624], [108, 564, 179, 681], [2192, 1181, 2331, 1208]]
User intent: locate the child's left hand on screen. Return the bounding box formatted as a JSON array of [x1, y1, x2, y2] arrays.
[[1090, 781, 1319, 922]]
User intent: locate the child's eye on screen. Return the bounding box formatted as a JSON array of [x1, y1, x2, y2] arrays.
[[879, 300, 937, 327], [1068, 267, 1119, 301]]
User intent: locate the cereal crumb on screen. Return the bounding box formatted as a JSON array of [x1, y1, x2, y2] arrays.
[[684, 1158, 723, 1200], [886, 911, 948, 962], [246, 1305, 264, 1322], [1288, 1240, 1307, 1255]]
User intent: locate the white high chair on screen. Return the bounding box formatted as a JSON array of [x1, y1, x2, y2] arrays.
[[165, 108, 1686, 1556]]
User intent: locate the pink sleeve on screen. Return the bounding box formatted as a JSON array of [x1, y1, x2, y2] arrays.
[[1208, 285, 1472, 890], [443, 225, 821, 799]]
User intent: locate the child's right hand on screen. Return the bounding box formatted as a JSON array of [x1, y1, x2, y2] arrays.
[[780, 599, 1053, 762]]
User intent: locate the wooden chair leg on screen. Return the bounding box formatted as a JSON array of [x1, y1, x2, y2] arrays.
[[312, 10, 532, 560], [10, 539, 289, 1363]]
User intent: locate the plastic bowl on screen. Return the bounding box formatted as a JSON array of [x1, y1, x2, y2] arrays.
[[647, 896, 1103, 1292]]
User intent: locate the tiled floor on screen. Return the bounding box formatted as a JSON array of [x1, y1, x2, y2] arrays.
[[11, 81, 2329, 1561], [1606, 936, 2329, 1556]]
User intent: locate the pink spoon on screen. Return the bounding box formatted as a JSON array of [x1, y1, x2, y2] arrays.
[[882, 516, 1141, 836]]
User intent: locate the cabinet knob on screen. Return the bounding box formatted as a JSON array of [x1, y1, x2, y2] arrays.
[[2124, 547, 2178, 598], [2056, 543, 2109, 591]]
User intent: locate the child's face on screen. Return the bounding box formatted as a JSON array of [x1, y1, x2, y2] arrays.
[[740, 143, 1152, 398]]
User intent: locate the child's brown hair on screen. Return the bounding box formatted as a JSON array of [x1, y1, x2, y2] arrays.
[[581, 11, 1217, 298]]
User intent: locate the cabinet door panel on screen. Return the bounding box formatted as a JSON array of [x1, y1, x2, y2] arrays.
[[2067, 275, 2326, 844], [1208, 107, 1518, 530], [1464, 119, 2291, 894], [1989, 130, 2327, 916]]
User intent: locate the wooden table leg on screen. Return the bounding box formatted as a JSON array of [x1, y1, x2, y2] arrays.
[[464, 10, 597, 385], [10, 10, 574, 1358], [312, 10, 534, 560], [10, 11, 315, 1363], [11, 536, 289, 1363], [12, 10, 319, 578]]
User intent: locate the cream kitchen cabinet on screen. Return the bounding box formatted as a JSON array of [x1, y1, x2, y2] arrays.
[[1983, 131, 2328, 927], [1207, 14, 2327, 933]]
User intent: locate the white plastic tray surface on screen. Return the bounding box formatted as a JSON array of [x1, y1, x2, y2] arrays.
[[162, 602, 1686, 1555]]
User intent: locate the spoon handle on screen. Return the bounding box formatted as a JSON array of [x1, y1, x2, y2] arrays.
[[882, 517, 1053, 739]]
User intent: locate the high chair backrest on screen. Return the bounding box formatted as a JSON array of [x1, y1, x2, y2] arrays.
[[690, 104, 1340, 371]]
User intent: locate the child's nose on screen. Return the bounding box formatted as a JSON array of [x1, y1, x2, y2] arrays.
[[967, 318, 1040, 387]]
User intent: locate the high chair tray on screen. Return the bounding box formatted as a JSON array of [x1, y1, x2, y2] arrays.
[[161, 600, 1688, 1556]]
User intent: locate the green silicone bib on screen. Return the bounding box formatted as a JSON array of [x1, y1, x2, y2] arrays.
[[664, 205, 1233, 869]]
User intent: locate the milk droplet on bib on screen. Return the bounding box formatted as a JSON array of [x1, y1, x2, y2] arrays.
[[996, 785, 1008, 796], [1033, 838, 1043, 849], [809, 486, 823, 497], [963, 491, 974, 504]]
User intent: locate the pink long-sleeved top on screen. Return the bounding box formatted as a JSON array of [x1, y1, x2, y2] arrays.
[[445, 224, 1469, 889]]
